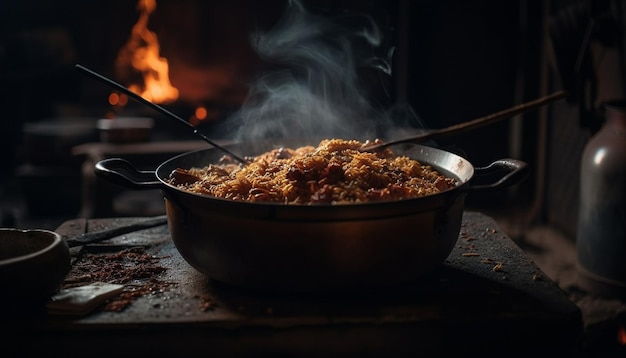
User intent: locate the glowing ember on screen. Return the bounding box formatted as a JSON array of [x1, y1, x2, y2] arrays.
[[115, 0, 178, 104], [195, 106, 207, 120], [189, 105, 220, 126], [108, 92, 128, 107], [618, 325, 626, 345]]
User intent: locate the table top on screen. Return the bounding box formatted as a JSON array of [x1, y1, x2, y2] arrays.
[[72, 140, 212, 158], [1, 211, 583, 356]]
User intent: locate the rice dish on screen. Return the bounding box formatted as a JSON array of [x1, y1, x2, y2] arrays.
[[166, 138, 457, 204]]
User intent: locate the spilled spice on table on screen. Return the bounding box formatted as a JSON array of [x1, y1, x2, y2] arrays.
[[63, 246, 172, 312]]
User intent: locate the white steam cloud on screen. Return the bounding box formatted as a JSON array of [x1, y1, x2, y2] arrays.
[[229, 0, 406, 143]]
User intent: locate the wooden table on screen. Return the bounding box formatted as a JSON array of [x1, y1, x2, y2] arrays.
[[0, 212, 583, 356]]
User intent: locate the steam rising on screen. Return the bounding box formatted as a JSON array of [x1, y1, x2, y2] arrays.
[[229, 0, 402, 143]]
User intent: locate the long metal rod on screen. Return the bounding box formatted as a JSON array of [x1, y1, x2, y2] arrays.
[[64, 215, 168, 248], [362, 90, 567, 151], [75, 64, 249, 164]]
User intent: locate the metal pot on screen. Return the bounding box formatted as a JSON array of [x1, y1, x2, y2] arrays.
[[95, 141, 528, 292]]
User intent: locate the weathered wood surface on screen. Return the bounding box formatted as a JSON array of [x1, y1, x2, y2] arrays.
[[1, 211, 583, 356]]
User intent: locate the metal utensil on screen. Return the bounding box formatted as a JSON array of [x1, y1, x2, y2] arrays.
[[64, 215, 168, 248], [361, 91, 568, 152], [74, 64, 249, 164]]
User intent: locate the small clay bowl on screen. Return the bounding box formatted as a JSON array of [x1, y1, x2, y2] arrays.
[[0, 228, 71, 306]]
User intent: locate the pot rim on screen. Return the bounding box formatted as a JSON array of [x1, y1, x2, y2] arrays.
[[154, 142, 475, 211]]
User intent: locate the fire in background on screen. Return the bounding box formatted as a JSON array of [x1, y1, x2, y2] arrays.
[[114, 0, 178, 105]]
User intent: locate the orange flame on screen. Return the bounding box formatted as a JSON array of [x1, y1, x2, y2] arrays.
[[115, 0, 178, 104]]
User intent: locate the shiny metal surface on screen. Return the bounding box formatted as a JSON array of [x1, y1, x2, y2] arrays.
[[577, 100, 626, 298], [96, 141, 527, 292]]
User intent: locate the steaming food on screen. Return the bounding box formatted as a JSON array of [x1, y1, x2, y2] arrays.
[[166, 139, 457, 204]]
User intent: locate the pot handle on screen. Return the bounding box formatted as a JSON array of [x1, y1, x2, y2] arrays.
[[468, 159, 529, 192], [95, 158, 162, 189]]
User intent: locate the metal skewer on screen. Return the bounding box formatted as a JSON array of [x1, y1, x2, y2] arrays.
[[362, 90, 568, 152], [64, 215, 168, 248], [75, 64, 249, 164]]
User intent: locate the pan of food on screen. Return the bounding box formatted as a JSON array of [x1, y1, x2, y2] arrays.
[[95, 138, 528, 292]]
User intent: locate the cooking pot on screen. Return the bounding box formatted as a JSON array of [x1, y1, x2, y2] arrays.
[[95, 140, 528, 292]]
